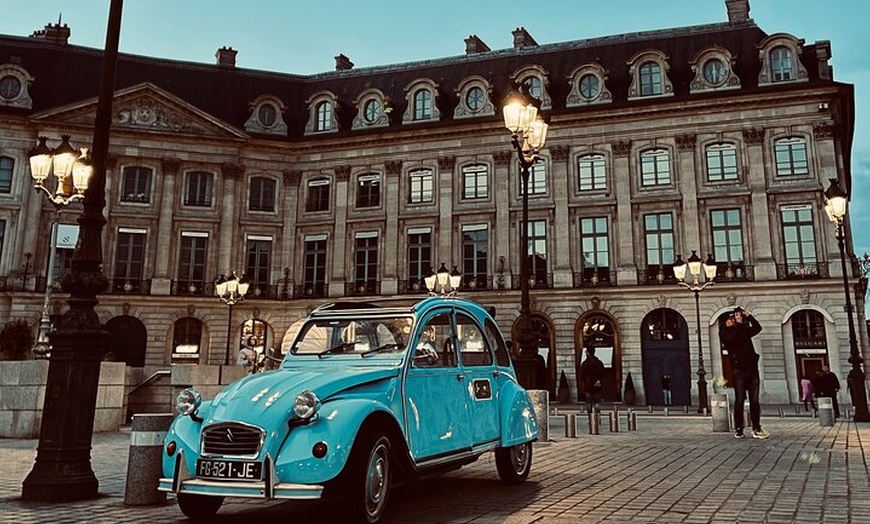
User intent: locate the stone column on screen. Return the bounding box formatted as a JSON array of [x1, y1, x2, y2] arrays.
[[493, 151, 513, 278], [676, 134, 700, 247], [813, 123, 842, 277], [280, 170, 301, 289], [437, 156, 455, 267], [328, 166, 350, 297], [382, 160, 402, 294], [612, 140, 637, 285], [217, 162, 243, 276], [743, 128, 776, 280], [150, 157, 179, 295], [549, 145, 572, 287]]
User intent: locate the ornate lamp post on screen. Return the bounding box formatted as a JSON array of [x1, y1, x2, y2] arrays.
[[424, 263, 462, 296], [674, 251, 717, 413], [216, 272, 249, 365], [27, 135, 91, 358], [824, 179, 870, 422], [22, 0, 124, 502], [502, 87, 548, 389]]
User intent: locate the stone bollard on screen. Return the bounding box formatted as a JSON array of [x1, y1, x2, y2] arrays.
[[664, 407, 670, 417], [588, 412, 600, 435], [125, 413, 175, 505], [565, 413, 577, 438], [817, 397, 835, 427], [648, 405, 653, 414], [528, 390, 549, 442], [609, 411, 619, 433], [628, 410, 637, 431], [710, 393, 730, 432]]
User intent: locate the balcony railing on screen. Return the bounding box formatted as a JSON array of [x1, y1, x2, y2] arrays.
[[511, 272, 553, 290], [171, 280, 214, 296], [108, 278, 151, 295], [398, 278, 429, 295], [572, 268, 617, 288], [345, 280, 381, 297], [776, 262, 830, 280], [293, 282, 328, 299], [462, 274, 495, 291], [715, 264, 755, 282], [637, 266, 678, 285]]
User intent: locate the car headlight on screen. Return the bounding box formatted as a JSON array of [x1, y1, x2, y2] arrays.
[[293, 390, 320, 420], [176, 388, 202, 416]]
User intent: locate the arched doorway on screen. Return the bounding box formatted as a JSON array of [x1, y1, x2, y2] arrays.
[[575, 312, 620, 402], [105, 315, 147, 366], [790, 309, 828, 388], [641, 308, 691, 406], [510, 315, 555, 396]]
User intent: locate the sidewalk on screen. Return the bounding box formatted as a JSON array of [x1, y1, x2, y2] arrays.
[[2, 411, 869, 523]]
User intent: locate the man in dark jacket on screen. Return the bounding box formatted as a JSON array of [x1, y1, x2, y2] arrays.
[[579, 347, 605, 414], [814, 366, 841, 419], [721, 307, 768, 439]]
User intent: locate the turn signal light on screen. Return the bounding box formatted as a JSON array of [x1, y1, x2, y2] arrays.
[[312, 441, 328, 459], [166, 441, 177, 456]]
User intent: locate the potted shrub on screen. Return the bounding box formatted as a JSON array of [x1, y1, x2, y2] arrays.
[[623, 372, 637, 405], [557, 370, 570, 403]]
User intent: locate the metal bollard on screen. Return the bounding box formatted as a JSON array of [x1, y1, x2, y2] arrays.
[[565, 413, 577, 438], [817, 397, 835, 427], [125, 413, 175, 505], [588, 412, 600, 435], [609, 411, 619, 433], [628, 410, 637, 431]]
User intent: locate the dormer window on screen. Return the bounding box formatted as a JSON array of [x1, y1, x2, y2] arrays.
[[757, 33, 808, 86], [245, 94, 288, 135], [402, 79, 440, 124], [305, 91, 340, 135], [454, 76, 495, 119], [0, 64, 33, 109], [567, 64, 612, 107], [352, 88, 389, 130], [690, 47, 740, 93], [627, 50, 674, 100], [510, 66, 552, 110]]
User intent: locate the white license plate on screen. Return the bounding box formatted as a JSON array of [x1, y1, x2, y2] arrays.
[[196, 459, 262, 480]]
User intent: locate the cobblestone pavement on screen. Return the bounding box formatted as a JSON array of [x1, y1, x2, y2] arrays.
[[2, 411, 869, 523]]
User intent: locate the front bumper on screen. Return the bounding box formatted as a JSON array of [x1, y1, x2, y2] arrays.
[[158, 450, 324, 500]]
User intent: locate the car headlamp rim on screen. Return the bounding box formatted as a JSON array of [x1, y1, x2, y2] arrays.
[[293, 390, 321, 420], [176, 388, 202, 416]]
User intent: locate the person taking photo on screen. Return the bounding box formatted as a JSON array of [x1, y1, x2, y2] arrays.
[[721, 307, 768, 439]]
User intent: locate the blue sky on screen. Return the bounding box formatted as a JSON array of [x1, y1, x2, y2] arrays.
[[2, 0, 870, 253]]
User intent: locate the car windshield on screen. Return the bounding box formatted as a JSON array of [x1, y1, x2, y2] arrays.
[[291, 316, 413, 356]]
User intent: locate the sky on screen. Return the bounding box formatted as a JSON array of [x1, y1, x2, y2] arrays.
[[2, 1, 869, 250]]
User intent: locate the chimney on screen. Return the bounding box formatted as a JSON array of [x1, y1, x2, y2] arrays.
[[512, 27, 538, 49], [334, 54, 354, 71], [815, 40, 832, 80], [30, 23, 71, 45], [464, 35, 490, 55], [725, 0, 751, 23], [216, 46, 237, 68]]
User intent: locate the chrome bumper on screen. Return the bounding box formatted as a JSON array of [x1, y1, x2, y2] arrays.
[[158, 450, 324, 500]]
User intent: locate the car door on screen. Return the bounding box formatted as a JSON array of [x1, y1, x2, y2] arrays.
[[456, 310, 500, 447], [404, 309, 473, 460]]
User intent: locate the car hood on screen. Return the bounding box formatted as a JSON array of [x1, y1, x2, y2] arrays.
[[203, 365, 400, 425]]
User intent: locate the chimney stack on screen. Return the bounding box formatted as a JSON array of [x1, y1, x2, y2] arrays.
[[30, 23, 71, 45], [464, 35, 490, 55], [725, 0, 751, 23], [335, 54, 354, 71], [512, 27, 538, 49], [216, 46, 237, 68]]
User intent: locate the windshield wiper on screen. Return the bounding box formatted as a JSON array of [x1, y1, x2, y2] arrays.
[[360, 343, 401, 356], [317, 342, 355, 357]]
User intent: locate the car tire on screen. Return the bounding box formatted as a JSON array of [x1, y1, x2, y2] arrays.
[[495, 441, 532, 484], [176, 493, 224, 520], [341, 430, 392, 523]]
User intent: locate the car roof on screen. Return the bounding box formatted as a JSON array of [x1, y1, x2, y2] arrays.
[[307, 296, 491, 319]]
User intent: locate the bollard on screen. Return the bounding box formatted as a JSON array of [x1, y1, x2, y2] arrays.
[[683, 405, 689, 414], [528, 390, 550, 442], [648, 405, 653, 414], [817, 397, 835, 427], [710, 393, 730, 432], [125, 413, 175, 505], [629, 411, 637, 431], [609, 411, 619, 433], [588, 412, 600, 435], [565, 413, 577, 438], [664, 407, 669, 417]]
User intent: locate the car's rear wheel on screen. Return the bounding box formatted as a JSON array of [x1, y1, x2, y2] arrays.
[[495, 441, 532, 484], [341, 430, 392, 523], [176, 493, 224, 520]]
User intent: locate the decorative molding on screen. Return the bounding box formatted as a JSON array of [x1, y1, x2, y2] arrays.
[[612, 140, 632, 157], [186, 305, 195, 317], [813, 123, 835, 140], [726, 293, 737, 306], [283, 169, 302, 186], [493, 151, 513, 167], [656, 294, 668, 308], [121, 303, 131, 315], [676, 133, 696, 151], [437, 156, 456, 171], [113, 97, 192, 132], [550, 145, 570, 162], [385, 160, 403, 175], [334, 165, 351, 181], [800, 289, 810, 304], [742, 128, 765, 145]]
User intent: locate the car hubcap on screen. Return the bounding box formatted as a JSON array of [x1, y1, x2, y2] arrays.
[[512, 443, 528, 473], [366, 443, 388, 515]]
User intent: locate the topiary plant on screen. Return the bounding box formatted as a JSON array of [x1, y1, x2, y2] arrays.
[[624, 372, 637, 405], [557, 370, 570, 403], [0, 319, 34, 360]]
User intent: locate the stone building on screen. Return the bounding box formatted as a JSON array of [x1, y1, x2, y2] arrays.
[[0, 0, 864, 407]]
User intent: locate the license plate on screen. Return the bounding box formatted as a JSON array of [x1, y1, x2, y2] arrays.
[[196, 459, 262, 480]]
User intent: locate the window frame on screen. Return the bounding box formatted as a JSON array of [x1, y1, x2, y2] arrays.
[[356, 173, 381, 209], [580, 217, 610, 280], [303, 237, 328, 295], [639, 62, 663, 96], [408, 168, 434, 204], [407, 229, 432, 283], [120, 166, 153, 203], [774, 137, 810, 177], [245, 237, 273, 291], [183, 171, 213, 207], [461, 225, 488, 289], [305, 178, 331, 213], [525, 219, 548, 281], [577, 154, 607, 191], [710, 208, 745, 269], [644, 213, 675, 280], [640, 149, 672, 187], [705, 143, 739, 182], [353, 233, 379, 289], [461, 164, 489, 200], [781, 206, 818, 266], [249, 176, 276, 212]]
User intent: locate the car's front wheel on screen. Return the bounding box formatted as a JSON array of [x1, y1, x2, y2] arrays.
[[176, 493, 224, 520], [341, 430, 392, 523], [495, 441, 532, 484]]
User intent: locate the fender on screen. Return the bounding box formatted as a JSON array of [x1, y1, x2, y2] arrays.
[[498, 382, 539, 446]]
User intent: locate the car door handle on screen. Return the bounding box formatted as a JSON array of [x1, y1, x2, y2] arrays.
[[456, 374, 465, 382]]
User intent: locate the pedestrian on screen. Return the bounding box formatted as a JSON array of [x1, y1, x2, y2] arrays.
[[800, 374, 814, 412], [579, 347, 605, 414], [661, 373, 672, 406], [720, 307, 768, 439], [814, 365, 841, 419]]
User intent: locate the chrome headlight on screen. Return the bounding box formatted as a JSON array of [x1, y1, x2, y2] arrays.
[[293, 390, 321, 420], [176, 388, 202, 416]]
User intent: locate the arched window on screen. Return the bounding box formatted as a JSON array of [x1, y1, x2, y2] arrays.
[[315, 101, 333, 131], [639, 62, 662, 96], [770, 46, 794, 82], [413, 89, 432, 121]]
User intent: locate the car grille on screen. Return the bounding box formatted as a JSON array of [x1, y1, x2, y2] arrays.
[[201, 422, 264, 457]]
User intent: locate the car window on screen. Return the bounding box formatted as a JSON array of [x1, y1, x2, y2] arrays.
[[457, 312, 492, 367], [291, 317, 412, 355], [485, 319, 511, 367], [412, 312, 456, 368]]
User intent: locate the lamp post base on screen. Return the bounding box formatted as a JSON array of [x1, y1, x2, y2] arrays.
[[847, 368, 870, 422], [697, 376, 709, 415]]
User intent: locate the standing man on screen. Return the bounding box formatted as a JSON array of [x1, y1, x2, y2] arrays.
[[721, 307, 768, 439], [579, 347, 605, 414], [814, 365, 841, 419], [661, 374, 673, 406]]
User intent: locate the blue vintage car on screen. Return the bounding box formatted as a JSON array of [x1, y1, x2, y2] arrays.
[[158, 296, 539, 522]]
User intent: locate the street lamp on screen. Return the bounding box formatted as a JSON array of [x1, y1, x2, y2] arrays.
[[27, 135, 91, 358], [425, 263, 462, 296], [502, 86, 548, 389], [824, 179, 870, 422], [216, 272, 249, 365], [674, 251, 717, 414], [22, 0, 124, 502]]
